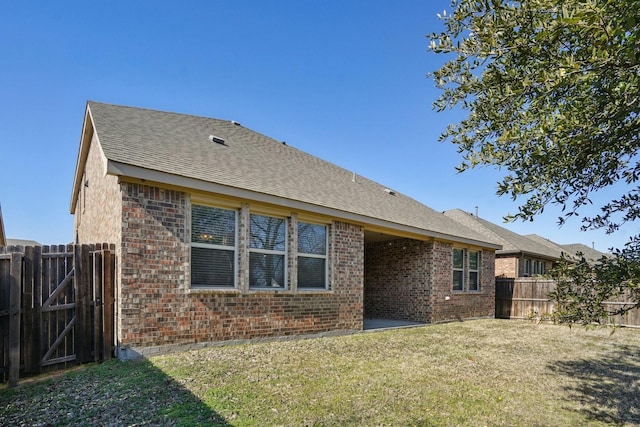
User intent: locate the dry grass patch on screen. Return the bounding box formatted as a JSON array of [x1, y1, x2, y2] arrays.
[[2, 319, 640, 426]]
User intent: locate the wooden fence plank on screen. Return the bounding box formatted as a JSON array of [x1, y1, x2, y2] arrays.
[[93, 250, 103, 361], [32, 246, 42, 374], [23, 246, 35, 373], [0, 250, 9, 382], [9, 252, 22, 387], [74, 245, 92, 364], [102, 250, 114, 360]]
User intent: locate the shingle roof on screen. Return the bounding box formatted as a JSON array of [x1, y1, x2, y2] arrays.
[[559, 243, 607, 260], [75, 102, 500, 248], [526, 234, 608, 262], [443, 209, 562, 259], [5, 238, 42, 247]]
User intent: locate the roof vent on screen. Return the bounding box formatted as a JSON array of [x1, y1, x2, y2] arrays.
[[384, 188, 396, 196], [231, 120, 241, 126], [208, 134, 226, 145]]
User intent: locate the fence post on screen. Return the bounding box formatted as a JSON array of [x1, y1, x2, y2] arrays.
[[9, 252, 22, 387]]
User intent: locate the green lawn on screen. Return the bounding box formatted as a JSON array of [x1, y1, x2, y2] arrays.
[[2, 319, 639, 426]]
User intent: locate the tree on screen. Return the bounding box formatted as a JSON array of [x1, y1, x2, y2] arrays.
[[428, 0, 640, 323]]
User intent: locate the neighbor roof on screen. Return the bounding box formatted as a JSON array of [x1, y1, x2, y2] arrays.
[[443, 209, 562, 259], [71, 102, 500, 249], [5, 238, 41, 247], [559, 243, 607, 261], [525, 234, 607, 261]]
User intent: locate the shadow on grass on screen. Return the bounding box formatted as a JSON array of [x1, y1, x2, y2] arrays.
[[548, 343, 640, 425], [0, 359, 231, 426]]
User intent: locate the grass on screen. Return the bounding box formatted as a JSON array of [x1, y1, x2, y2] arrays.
[[2, 319, 640, 426]]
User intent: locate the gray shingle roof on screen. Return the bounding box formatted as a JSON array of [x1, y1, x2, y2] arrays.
[[526, 234, 608, 262], [81, 102, 499, 248], [559, 243, 607, 260], [443, 209, 562, 259]]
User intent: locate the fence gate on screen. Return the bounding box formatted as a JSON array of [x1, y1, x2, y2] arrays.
[[0, 244, 115, 386]]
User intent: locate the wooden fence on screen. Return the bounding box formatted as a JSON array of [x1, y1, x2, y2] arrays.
[[0, 244, 115, 386], [496, 278, 640, 327]]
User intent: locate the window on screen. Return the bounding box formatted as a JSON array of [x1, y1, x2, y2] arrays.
[[453, 248, 481, 291], [453, 248, 464, 291], [540, 262, 546, 275], [468, 250, 480, 291], [297, 222, 328, 289], [533, 260, 539, 275], [524, 259, 531, 276], [191, 205, 237, 287], [250, 214, 286, 289]]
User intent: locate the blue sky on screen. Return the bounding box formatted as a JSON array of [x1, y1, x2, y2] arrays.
[[1, 0, 635, 251]]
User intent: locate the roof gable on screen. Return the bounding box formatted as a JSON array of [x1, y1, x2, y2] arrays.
[[73, 102, 500, 248]]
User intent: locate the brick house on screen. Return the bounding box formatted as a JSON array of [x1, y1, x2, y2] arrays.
[[443, 209, 563, 278], [71, 102, 500, 359]]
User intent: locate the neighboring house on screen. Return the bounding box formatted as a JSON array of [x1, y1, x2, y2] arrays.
[[526, 234, 607, 263], [71, 101, 501, 359], [443, 209, 563, 278], [0, 204, 5, 246]]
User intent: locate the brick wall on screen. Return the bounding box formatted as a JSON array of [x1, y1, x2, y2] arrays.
[[364, 238, 495, 324], [496, 256, 517, 278], [115, 183, 364, 356], [429, 241, 495, 323], [364, 238, 431, 322]]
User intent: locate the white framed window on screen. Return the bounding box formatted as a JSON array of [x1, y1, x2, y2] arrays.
[[297, 222, 328, 289], [249, 214, 287, 289], [453, 248, 481, 292], [190, 204, 237, 288], [468, 250, 480, 291], [533, 260, 539, 275], [453, 248, 465, 291]]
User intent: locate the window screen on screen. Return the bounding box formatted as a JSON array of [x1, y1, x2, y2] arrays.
[[190, 205, 236, 288], [468, 250, 479, 291], [298, 222, 327, 289], [453, 248, 464, 291], [250, 214, 286, 289]]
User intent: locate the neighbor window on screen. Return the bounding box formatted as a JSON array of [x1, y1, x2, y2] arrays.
[[540, 262, 546, 275], [297, 222, 328, 289], [190, 205, 237, 288], [524, 259, 531, 276], [250, 214, 286, 289], [453, 248, 480, 291]]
